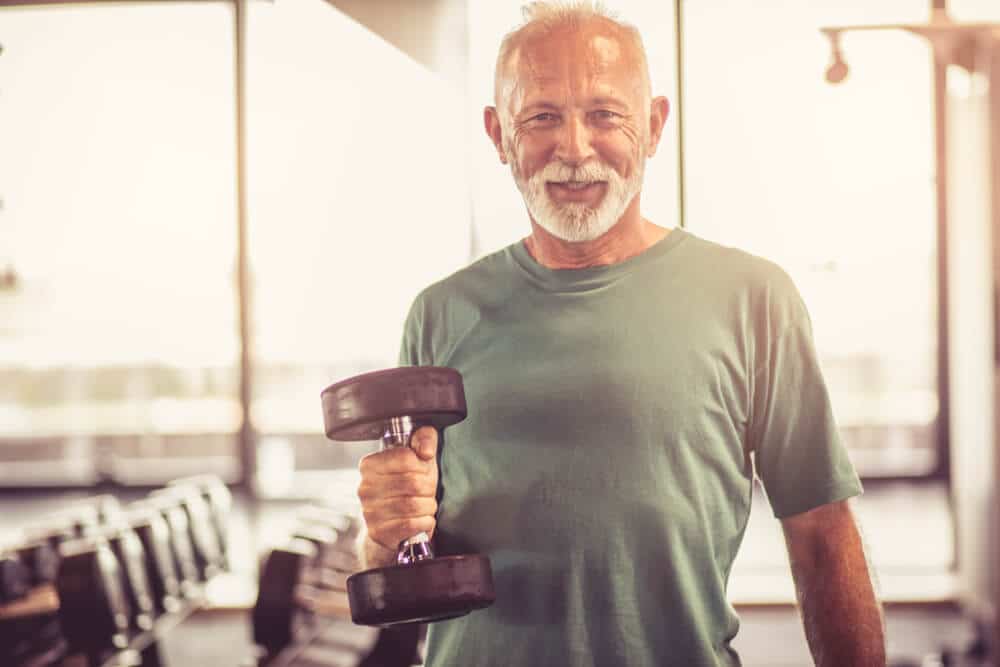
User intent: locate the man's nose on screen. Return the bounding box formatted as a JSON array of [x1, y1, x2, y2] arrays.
[[553, 115, 595, 166]]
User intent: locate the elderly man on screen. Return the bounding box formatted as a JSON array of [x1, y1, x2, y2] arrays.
[[356, 2, 885, 665]]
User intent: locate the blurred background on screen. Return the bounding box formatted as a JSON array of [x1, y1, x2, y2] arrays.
[[0, 0, 998, 665]]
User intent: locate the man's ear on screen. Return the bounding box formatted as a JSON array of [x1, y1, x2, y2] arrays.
[[645, 96, 670, 158], [484, 106, 508, 164]]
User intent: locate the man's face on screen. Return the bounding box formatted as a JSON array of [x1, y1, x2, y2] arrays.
[[494, 23, 652, 242]]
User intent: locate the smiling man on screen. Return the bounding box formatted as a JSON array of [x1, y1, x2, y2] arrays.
[[355, 2, 886, 666]]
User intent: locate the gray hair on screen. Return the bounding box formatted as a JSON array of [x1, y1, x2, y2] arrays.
[[493, 1, 652, 111]]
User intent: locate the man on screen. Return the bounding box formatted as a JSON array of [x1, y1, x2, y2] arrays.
[[356, 2, 886, 665]]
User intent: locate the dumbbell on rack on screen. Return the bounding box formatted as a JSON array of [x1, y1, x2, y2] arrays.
[[169, 475, 233, 571], [128, 505, 184, 616], [252, 506, 360, 656], [251, 506, 425, 667], [149, 486, 226, 583], [55, 537, 132, 665], [0, 477, 236, 667], [130, 495, 204, 601], [0, 511, 92, 665]]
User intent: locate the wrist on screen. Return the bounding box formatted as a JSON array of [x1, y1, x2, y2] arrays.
[[358, 531, 397, 569]]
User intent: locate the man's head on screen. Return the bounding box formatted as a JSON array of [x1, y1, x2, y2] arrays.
[[484, 1, 669, 243]]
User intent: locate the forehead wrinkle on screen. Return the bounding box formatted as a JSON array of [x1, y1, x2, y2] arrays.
[[499, 21, 648, 126]]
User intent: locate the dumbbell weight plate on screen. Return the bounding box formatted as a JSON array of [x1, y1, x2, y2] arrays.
[[152, 487, 224, 580], [252, 540, 316, 654], [56, 540, 130, 653], [321, 367, 467, 441], [16, 541, 59, 586], [134, 498, 201, 597], [107, 528, 156, 631], [346, 554, 495, 626], [168, 476, 232, 569], [0, 556, 30, 603]]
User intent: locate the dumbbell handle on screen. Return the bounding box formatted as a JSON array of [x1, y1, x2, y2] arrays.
[[380, 416, 435, 564]]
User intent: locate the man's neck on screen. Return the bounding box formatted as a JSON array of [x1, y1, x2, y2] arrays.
[[523, 212, 671, 270]]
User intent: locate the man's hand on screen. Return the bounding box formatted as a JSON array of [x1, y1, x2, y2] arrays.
[[782, 499, 886, 667], [356, 426, 439, 569]]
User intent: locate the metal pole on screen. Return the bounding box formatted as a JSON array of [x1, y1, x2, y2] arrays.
[[931, 0, 952, 486], [990, 29, 1000, 667], [673, 0, 685, 229], [233, 0, 256, 494]]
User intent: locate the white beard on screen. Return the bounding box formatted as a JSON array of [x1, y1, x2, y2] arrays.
[[510, 156, 644, 243]]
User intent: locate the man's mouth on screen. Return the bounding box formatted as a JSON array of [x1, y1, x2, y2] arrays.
[[551, 180, 601, 190], [547, 180, 607, 201]]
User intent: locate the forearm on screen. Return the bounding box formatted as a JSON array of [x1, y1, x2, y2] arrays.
[[788, 523, 886, 666]]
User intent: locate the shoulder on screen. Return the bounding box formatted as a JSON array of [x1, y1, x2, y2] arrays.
[[677, 231, 802, 307], [402, 242, 520, 338], [411, 243, 520, 312]]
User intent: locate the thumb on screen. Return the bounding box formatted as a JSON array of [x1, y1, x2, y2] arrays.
[[411, 426, 438, 461]]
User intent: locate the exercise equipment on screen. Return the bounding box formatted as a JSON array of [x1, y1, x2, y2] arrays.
[[0, 555, 30, 604], [0, 476, 236, 667], [250, 509, 420, 667], [131, 495, 202, 598], [55, 538, 131, 660], [15, 540, 59, 587], [169, 475, 233, 570], [253, 539, 317, 656], [320, 366, 495, 626], [129, 506, 183, 615], [105, 525, 157, 633], [150, 486, 225, 581]]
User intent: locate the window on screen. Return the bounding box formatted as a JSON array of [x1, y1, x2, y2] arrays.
[[246, 0, 472, 497], [682, 1, 939, 477], [0, 4, 239, 485]]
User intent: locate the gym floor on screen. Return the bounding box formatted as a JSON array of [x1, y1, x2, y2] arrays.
[[0, 478, 979, 666]]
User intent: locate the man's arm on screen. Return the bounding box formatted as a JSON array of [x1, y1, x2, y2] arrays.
[[781, 499, 886, 667]]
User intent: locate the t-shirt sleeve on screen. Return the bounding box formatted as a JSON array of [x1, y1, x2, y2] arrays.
[[398, 291, 430, 367], [748, 268, 863, 519]]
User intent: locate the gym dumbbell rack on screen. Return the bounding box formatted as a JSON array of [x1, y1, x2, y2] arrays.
[[249, 505, 423, 667], [0, 476, 234, 667]]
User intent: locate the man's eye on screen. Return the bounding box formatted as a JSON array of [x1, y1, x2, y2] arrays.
[[592, 110, 621, 121]]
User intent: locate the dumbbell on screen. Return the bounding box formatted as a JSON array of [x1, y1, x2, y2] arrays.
[[131, 496, 202, 599], [103, 525, 157, 633], [252, 539, 317, 656], [0, 553, 30, 604], [55, 538, 131, 662], [150, 486, 225, 581], [127, 505, 183, 615], [320, 366, 495, 626], [168, 475, 232, 570], [15, 539, 60, 588]]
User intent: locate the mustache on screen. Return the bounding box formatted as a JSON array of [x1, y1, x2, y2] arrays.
[[536, 161, 615, 183]]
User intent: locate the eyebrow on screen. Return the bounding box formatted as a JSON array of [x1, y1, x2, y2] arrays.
[[520, 96, 630, 115]]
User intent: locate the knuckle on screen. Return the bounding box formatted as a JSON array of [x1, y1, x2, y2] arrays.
[[396, 474, 422, 496], [361, 506, 379, 526], [401, 496, 425, 516], [403, 517, 427, 536], [356, 480, 378, 502], [420, 475, 438, 496], [358, 451, 384, 474]]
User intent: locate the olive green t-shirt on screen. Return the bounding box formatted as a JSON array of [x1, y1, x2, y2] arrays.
[[398, 228, 862, 667]]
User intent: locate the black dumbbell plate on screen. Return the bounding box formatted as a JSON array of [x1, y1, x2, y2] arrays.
[[321, 367, 467, 441], [346, 554, 494, 626]]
